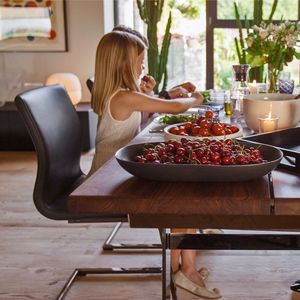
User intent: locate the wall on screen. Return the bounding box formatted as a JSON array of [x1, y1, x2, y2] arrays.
[[0, 0, 113, 103]]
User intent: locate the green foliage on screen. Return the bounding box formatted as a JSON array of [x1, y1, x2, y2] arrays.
[[137, 0, 172, 93], [267, 0, 278, 24], [253, 0, 262, 25], [234, 2, 246, 64], [168, 0, 201, 19]]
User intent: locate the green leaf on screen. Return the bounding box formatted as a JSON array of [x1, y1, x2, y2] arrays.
[[246, 54, 265, 67], [295, 52, 300, 60]]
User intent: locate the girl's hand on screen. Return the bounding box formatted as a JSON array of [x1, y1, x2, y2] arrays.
[[177, 82, 196, 93], [140, 75, 156, 95], [168, 86, 189, 99], [191, 91, 204, 105]]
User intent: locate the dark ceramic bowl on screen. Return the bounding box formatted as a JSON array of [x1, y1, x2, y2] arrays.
[[115, 140, 283, 182]]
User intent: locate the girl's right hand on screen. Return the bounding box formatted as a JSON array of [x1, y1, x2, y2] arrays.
[[191, 91, 204, 105], [140, 75, 156, 95]]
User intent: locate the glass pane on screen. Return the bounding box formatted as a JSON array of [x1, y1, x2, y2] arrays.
[[214, 28, 239, 89], [217, 0, 298, 20], [287, 60, 300, 91], [166, 19, 206, 91], [158, 1, 207, 90], [217, 0, 254, 20], [116, 0, 134, 28], [262, 0, 298, 20]]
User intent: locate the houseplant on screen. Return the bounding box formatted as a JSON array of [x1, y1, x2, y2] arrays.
[[245, 21, 300, 92], [234, 0, 278, 82]]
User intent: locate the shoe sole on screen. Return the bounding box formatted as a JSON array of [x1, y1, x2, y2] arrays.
[[175, 284, 222, 299]]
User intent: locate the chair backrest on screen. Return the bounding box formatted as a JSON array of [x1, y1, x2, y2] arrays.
[[15, 85, 86, 220], [86, 77, 94, 93]]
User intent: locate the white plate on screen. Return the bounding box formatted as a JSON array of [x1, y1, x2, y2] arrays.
[[164, 122, 243, 141]]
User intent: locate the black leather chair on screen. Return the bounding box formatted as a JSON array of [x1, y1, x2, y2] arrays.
[[86, 77, 161, 251], [15, 85, 161, 300]]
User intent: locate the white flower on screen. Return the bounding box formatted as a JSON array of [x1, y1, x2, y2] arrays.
[[286, 36, 296, 47], [252, 25, 260, 32], [259, 29, 268, 40], [279, 23, 286, 31], [267, 24, 275, 32], [246, 36, 254, 47]]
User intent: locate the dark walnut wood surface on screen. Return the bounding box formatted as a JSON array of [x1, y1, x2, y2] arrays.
[[69, 120, 300, 229]]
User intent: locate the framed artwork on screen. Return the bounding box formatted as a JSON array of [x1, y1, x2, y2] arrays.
[[0, 0, 68, 52]]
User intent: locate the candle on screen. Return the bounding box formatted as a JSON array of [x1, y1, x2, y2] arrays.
[[248, 80, 258, 94], [256, 83, 267, 93], [258, 113, 279, 133]]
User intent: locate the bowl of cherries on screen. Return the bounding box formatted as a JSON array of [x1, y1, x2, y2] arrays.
[[164, 111, 242, 141], [115, 138, 283, 182]]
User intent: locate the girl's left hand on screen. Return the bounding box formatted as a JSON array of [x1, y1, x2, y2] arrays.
[[140, 75, 156, 95]]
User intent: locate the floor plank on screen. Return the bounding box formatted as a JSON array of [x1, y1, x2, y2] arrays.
[[0, 151, 300, 299]]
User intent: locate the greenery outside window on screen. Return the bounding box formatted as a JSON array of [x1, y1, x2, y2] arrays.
[[115, 0, 299, 90]]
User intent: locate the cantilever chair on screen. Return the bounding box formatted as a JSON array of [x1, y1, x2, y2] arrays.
[[15, 85, 161, 300], [86, 77, 161, 251]]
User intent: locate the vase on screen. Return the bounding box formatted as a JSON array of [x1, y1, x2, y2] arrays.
[[267, 65, 279, 93]]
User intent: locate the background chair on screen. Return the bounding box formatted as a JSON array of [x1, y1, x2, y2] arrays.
[[86, 77, 161, 251], [15, 84, 161, 300], [86, 77, 94, 93]]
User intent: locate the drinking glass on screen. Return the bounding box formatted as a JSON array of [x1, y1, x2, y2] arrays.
[[278, 79, 294, 94]]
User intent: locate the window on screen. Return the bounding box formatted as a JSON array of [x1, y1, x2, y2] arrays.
[[115, 0, 300, 90]]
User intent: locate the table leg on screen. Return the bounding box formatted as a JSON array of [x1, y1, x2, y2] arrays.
[[170, 268, 177, 300], [159, 228, 168, 300]]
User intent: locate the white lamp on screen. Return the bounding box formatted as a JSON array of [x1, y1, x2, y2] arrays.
[[45, 73, 82, 105]]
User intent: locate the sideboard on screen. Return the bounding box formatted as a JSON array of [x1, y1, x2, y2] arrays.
[[0, 102, 97, 151]]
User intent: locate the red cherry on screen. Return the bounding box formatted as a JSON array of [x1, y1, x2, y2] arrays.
[[195, 148, 205, 159], [158, 148, 167, 156], [222, 156, 232, 165], [174, 155, 184, 164], [181, 137, 189, 144], [145, 153, 156, 161], [210, 152, 221, 162], [142, 75, 150, 82], [165, 144, 175, 153], [176, 147, 186, 156]]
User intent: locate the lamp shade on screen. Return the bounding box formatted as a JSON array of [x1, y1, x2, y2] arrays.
[[45, 73, 82, 105]]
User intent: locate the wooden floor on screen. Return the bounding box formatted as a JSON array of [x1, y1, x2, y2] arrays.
[[0, 151, 300, 300]]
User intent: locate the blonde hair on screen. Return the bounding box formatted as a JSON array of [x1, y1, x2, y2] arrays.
[[91, 31, 146, 115]]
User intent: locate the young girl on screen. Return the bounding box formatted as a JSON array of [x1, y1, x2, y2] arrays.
[[89, 31, 221, 299], [89, 30, 203, 173]]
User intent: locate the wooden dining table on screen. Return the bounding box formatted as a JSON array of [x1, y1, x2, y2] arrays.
[[68, 118, 300, 299]]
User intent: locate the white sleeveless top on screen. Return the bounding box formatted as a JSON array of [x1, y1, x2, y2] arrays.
[[88, 89, 141, 176]]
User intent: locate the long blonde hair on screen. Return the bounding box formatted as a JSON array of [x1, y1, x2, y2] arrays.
[[91, 31, 146, 115]]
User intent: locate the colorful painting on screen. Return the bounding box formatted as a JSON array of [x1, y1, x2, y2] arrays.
[[0, 0, 67, 51]]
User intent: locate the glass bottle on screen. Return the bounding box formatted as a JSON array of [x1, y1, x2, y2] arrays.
[[224, 91, 231, 116], [230, 64, 250, 120]]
